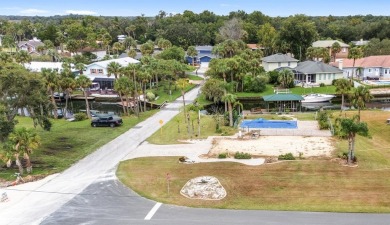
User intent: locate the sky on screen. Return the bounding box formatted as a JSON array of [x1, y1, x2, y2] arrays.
[[1, 0, 390, 17]]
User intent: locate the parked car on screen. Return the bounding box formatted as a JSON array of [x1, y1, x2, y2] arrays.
[[91, 115, 123, 127]]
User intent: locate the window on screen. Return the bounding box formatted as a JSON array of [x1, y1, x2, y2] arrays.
[[328, 74, 331, 79], [368, 68, 372, 73], [342, 47, 346, 53], [98, 69, 103, 74], [90, 69, 97, 74], [318, 74, 321, 80], [278, 62, 281, 67], [288, 62, 291, 66]]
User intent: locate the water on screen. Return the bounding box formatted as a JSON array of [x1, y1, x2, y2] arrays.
[[240, 118, 298, 129]]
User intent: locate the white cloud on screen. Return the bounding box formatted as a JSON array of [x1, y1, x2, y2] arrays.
[[65, 10, 97, 15], [20, 8, 48, 14]]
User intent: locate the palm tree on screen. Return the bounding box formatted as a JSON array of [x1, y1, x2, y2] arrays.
[[75, 63, 86, 75], [348, 47, 363, 82], [216, 59, 230, 111], [186, 46, 198, 66], [0, 52, 12, 64], [123, 63, 141, 116], [76, 75, 92, 118], [222, 93, 237, 127], [112, 42, 124, 55], [107, 61, 122, 79], [337, 116, 369, 164], [139, 69, 152, 112], [278, 69, 294, 88], [335, 78, 352, 111], [41, 68, 59, 119], [8, 127, 41, 174], [351, 86, 373, 121], [14, 50, 32, 64], [176, 78, 190, 124], [59, 76, 76, 119], [114, 76, 133, 115], [331, 42, 341, 62]]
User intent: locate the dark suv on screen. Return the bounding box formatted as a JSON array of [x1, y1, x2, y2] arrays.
[[91, 116, 123, 128]]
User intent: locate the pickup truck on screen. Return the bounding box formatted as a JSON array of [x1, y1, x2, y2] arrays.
[[91, 116, 123, 128]]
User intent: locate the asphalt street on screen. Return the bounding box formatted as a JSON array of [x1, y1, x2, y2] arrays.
[[1, 71, 390, 224]]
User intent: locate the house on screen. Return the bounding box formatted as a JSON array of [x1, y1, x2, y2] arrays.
[[247, 44, 264, 51], [293, 61, 343, 85], [312, 40, 349, 62], [17, 38, 44, 55], [332, 55, 390, 80], [261, 53, 299, 72], [74, 47, 107, 61], [24, 62, 76, 73], [84, 57, 140, 89], [117, 35, 127, 43], [186, 45, 217, 65]]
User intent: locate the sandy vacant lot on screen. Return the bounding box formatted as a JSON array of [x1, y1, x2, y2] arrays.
[[209, 136, 335, 158]]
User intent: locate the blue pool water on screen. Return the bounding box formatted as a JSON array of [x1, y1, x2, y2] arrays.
[[372, 81, 390, 85], [240, 118, 297, 129]]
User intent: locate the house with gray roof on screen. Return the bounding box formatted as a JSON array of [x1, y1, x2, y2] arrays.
[[17, 38, 44, 55], [186, 45, 217, 65], [294, 61, 343, 85], [312, 40, 349, 62], [261, 53, 299, 72]]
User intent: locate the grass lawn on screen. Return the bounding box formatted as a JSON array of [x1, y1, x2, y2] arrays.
[[187, 74, 204, 80], [0, 110, 157, 180], [151, 82, 196, 104], [118, 110, 390, 212]]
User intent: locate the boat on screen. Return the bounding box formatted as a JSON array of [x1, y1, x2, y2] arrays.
[[301, 93, 335, 103]]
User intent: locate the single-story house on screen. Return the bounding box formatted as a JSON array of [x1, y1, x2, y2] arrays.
[[186, 45, 217, 65], [312, 40, 349, 62], [261, 53, 299, 72], [247, 44, 264, 51], [331, 55, 390, 80], [84, 57, 140, 89], [17, 38, 44, 55], [23, 62, 76, 73], [293, 61, 343, 85]]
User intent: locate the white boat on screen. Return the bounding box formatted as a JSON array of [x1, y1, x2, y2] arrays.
[[301, 93, 335, 103]]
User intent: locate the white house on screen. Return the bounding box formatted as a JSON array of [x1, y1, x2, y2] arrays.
[[332, 55, 390, 80], [23, 62, 76, 73], [84, 57, 140, 89], [261, 53, 299, 72]]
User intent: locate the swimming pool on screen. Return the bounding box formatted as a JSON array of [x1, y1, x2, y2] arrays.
[[240, 118, 298, 129], [371, 80, 390, 85]]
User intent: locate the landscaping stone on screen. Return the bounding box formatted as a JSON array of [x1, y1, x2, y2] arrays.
[[180, 176, 226, 200]]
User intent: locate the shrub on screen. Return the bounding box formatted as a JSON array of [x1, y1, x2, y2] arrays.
[[218, 153, 228, 159], [317, 111, 330, 130], [146, 92, 156, 101], [278, 153, 296, 160], [320, 83, 325, 87], [74, 112, 88, 121], [234, 151, 252, 159]]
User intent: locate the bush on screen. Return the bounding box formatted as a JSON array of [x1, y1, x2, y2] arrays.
[[146, 92, 155, 101], [74, 112, 88, 121], [234, 151, 252, 159], [218, 153, 228, 159], [320, 83, 325, 87], [278, 153, 296, 160], [317, 111, 330, 130]]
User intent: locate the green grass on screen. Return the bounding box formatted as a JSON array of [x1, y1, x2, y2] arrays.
[[187, 74, 204, 80], [150, 82, 196, 104], [118, 110, 390, 212], [0, 110, 157, 180], [147, 110, 236, 144]]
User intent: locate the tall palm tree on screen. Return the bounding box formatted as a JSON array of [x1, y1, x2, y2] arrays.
[[76, 75, 92, 118], [114, 76, 133, 115], [222, 93, 237, 127], [123, 63, 141, 116], [351, 86, 373, 121], [186, 46, 198, 66], [139, 69, 152, 112], [348, 47, 363, 82], [335, 78, 352, 111], [59, 76, 76, 118], [41, 68, 59, 119], [8, 127, 41, 174], [75, 63, 86, 75], [176, 78, 190, 124], [107, 61, 122, 79], [331, 42, 341, 62], [216, 59, 230, 111]]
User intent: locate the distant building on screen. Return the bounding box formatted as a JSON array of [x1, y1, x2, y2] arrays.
[[261, 53, 299, 72], [24, 62, 76, 73], [351, 39, 369, 47], [117, 35, 127, 43], [17, 37, 44, 55], [312, 40, 349, 62], [186, 45, 217, 65]]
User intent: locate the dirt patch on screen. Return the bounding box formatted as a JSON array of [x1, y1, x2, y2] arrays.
[[209, 136, 335, 158]]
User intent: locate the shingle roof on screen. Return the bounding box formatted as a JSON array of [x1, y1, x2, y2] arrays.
[[196, 45, 213, 51], [331, 55, 390, 68], [262, 53, 299, 63], [312, 40, 349, 48], [295, 61, 342, 74], [18, 40, 44, 48], [263, 93, 304, 101]]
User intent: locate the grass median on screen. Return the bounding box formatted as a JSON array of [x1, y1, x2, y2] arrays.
[[117, 110, 390, 212]]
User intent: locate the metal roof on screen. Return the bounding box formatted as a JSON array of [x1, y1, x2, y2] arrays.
[[262, 53, 299, 63], [263, 93, 304, 101]]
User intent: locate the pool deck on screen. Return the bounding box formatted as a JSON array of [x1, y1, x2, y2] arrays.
[[240, 120, 332, 137]]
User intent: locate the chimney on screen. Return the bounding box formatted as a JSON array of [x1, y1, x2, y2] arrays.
[[338, 59, 343, 70]]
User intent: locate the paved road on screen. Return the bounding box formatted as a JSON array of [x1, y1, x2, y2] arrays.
[[2, 77, 390, 224]]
